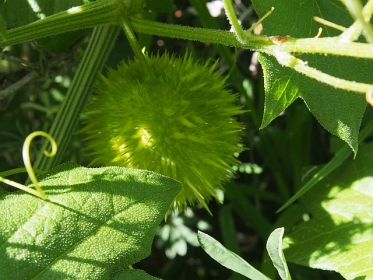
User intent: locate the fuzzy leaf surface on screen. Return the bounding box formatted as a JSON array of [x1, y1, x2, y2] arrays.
[[0, 162, 181, 280], [283, 144, 373, 279], [252, 0, 369, 153]]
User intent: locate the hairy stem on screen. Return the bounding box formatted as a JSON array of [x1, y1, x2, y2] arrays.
[[273, 49, 373, 93]]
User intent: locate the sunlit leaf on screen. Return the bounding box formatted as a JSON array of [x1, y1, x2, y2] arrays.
[[0, 162, 181, 279], [283, 144, 373, 279]]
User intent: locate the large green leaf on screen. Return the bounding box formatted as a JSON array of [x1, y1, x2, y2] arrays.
[[252, 0, 369, 153], [282, 144, 373, 279], [0, 162, 181, 279]]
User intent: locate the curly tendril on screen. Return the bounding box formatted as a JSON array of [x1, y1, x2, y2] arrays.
[[22, 131, 57, 199], [0, 131, 57, 199]]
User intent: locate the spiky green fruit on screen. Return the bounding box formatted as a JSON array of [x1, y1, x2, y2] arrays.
[[81, 52, 244, 212]]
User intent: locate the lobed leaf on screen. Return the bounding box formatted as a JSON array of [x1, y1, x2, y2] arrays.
[[0, 162, 181, 279], [283, 144, 373, 279], [252, 0, 369, 153]]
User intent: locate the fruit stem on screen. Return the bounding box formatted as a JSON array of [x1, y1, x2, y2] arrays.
[[122, 17, 151, 76]]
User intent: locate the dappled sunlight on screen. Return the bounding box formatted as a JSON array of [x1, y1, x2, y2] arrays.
[[27, 0, 46, 19]]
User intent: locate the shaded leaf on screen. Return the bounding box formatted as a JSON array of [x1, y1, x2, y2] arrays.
[[252, 0, 368, 153], [0, 0, 87, 53], [266, 228, 291, 280], [198, 231, 270, 280], [283, 144, 373, 279], [0, 14, 6, 40], [0, 162, 181, 279], [111, 269, 161, 280], [145, 0, 173, 13], [0, 0, 84, 28]]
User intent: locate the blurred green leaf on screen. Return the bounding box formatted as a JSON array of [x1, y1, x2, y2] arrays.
[[225, 182, 272, 241], [252, 0, 368, 153], [283, 144, 373, 279], [0, 0, 84, 28], [0, 0, 86, 53], [219, 205, 241, 255], [145, 0, 173, 12], [0, 162, 181, 279], [266, 228, 291, 280], [0, 14, 6, 40], [198, 231, 271, 280]]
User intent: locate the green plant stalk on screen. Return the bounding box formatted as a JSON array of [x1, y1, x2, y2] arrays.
[[342, 0, 373, 42], [33, 25, 120, 172], [2, 5, 373, 61], [0, 0, 122, 47], [222, 0, 246, 43], [339, 0, 373, 41], [121, 17, 151, 76], [129, 17, 373, 59], [273, 49, 373, 93]]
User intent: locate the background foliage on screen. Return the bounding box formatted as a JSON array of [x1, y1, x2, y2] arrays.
[[1, 0, 373, 279]]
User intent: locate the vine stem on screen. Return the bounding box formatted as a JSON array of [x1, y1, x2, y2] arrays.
[[273, 49, 373, 93], [342, 0, 373, 42], [339, 0, 373, 41], [122, 17, 151, 76], [33, 25, 120, 172]]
